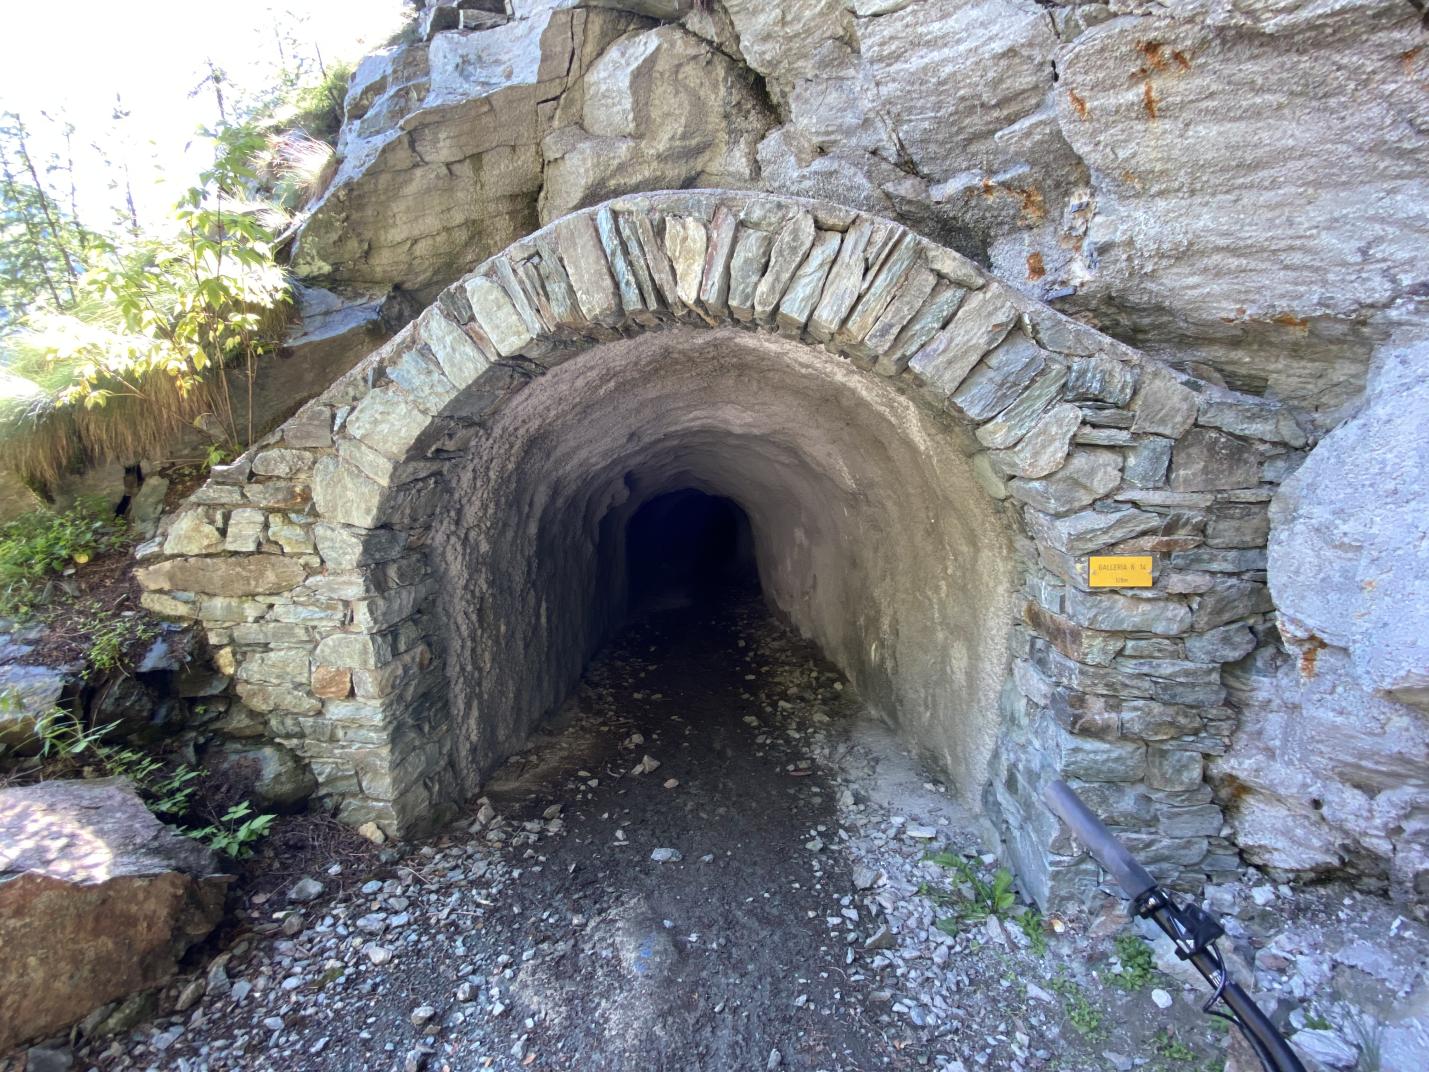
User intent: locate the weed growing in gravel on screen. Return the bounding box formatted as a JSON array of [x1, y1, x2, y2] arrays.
[[1017, 908, 1049, 955], [1048, 971, 1106, 1039], [920, 849, 1019, 935], [1108, 931, 1158, 991], [1342, 1003, 1383, 1072], [1151, 1028, 1200, 1062]]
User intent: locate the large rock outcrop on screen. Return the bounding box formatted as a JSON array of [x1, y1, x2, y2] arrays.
[[291, 4, 655, 303], [0, 778, 228, 1051], [288, 0, 1429, 424], [1213, 339, 1429, 902]]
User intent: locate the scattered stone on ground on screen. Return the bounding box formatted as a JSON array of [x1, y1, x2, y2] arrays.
[[29, 593, 1426, 1072]]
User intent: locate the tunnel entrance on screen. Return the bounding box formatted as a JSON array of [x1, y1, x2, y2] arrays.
[[139, 192, 1290, 908], [623, 490, 757, 614]]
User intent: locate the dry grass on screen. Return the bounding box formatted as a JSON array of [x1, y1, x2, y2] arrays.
[[0, 375, 224, 492]]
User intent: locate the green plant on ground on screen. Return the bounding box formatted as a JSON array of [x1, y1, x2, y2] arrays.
[[1048, 971, 1106, 1039], [1341, 1004, 1383, 1072], [83, 608, 159, 675], [0, 497, 128, 616], [1303, 1011, 1332, 1030], [920, 849, 1019, 935], [1017, 907, 1049, 955], [1108, 930, 1159, 991], [28, 708, 273, 856], [1152, 1028, 1201, 1063], [187, 800, 276, 858], [32, 709, 201, 815]]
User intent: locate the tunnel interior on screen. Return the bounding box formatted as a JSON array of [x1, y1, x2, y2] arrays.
[[622, 489, 757, 614], [430, 325, 1019, 813]]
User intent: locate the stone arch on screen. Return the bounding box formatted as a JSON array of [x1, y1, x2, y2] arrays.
[[137, 191, 1304, 907]]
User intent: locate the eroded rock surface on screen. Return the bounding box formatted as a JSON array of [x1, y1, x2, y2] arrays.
[[0, 779, 227, 1051], [1214, 340, 1429, 902], [292, 0, 1428, 420]]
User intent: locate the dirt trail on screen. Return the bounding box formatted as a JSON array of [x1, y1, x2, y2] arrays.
[[478, 593, 901, 1071]]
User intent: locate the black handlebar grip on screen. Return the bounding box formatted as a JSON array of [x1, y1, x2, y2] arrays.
[[1043, 780, 1158, 903]]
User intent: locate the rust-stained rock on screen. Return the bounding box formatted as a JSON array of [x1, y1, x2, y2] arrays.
[[0, 778, 228, 1051]]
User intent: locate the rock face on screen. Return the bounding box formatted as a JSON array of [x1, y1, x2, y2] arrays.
[[539, 24, 772, 220], [0, 778, 227, 1051], [1213, 340, 1429, 902], [291, 0, 1427, 422], [291, 3, 655, 303]]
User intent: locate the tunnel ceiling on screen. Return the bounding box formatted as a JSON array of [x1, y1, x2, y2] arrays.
[[136, 191, 1303, 908]]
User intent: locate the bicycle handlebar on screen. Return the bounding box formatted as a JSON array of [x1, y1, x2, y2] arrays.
[[1041, 779, 1308, 1072], [1043, 780, 1157, 902]]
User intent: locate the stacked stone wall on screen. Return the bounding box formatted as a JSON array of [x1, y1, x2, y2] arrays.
[[137, 190, 1303, 906]]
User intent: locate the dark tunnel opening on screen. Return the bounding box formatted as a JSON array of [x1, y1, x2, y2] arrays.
[[623, 489, 758, 615]]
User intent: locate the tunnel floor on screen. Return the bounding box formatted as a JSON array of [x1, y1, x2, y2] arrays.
[[87, 594, 1248, 1072]]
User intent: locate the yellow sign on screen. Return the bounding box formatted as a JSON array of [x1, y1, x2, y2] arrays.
[[1088, 555, 1154, 588]]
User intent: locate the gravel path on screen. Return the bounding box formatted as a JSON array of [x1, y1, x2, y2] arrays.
[[65, 593, 1428, 1072]]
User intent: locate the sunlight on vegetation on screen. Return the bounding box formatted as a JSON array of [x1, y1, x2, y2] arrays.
[[0, 35, 360, 496], [23, 707, 275, 858]]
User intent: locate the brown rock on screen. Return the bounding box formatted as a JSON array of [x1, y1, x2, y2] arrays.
[[136, 554, 307, 597], [313, 665, 353, 699], [0, 779, 227, 1050]]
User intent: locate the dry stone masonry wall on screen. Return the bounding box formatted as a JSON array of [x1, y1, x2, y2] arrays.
[[139, 191, 1302, 908]]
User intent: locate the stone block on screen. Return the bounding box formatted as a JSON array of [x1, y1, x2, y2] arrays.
[[344, 385, 430, 459], [908, 285, 1017, 394], [874, 282, 966, 376], [224, 508, 266, 554], [1027, 506, 1162, 556], [1170, 428, 1261, 492], [950, 332, 1049, 421], [251, 449, 314, 478], [163, 511, 224, 556], [1146, 747, 1204, 791], [1065, 353, 1137, 405], [777, 230, 842, 332], [1130, 366, 1199, 438], [1055, 727, 1147, 783], [1064, 588, 1192, 636], [987, 403, 1081, 479], [1008, 448, 1122, 515], [726, 226, 774, 320], [809, 217, 875, 342], [137, 555, 306, 598], [556, 213, 621, 325], [754, 210, 815, 322], [976, 364, 1068, 450], [1192, 579, 1273, 631], [664, 215, 708, 309]]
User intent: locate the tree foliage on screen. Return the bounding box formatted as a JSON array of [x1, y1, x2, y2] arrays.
[[0, 119, 293, 491]]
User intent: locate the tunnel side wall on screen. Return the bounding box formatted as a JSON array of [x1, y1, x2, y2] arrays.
[[135, 191, 1299, 907], [429, 329, 1017, 808]]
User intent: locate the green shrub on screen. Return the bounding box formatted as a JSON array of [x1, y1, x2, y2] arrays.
[[0, 497, 128, 616], [187, 799, 277, 858]]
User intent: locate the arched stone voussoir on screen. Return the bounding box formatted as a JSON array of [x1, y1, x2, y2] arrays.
[[135, 189, 1308, 903]]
